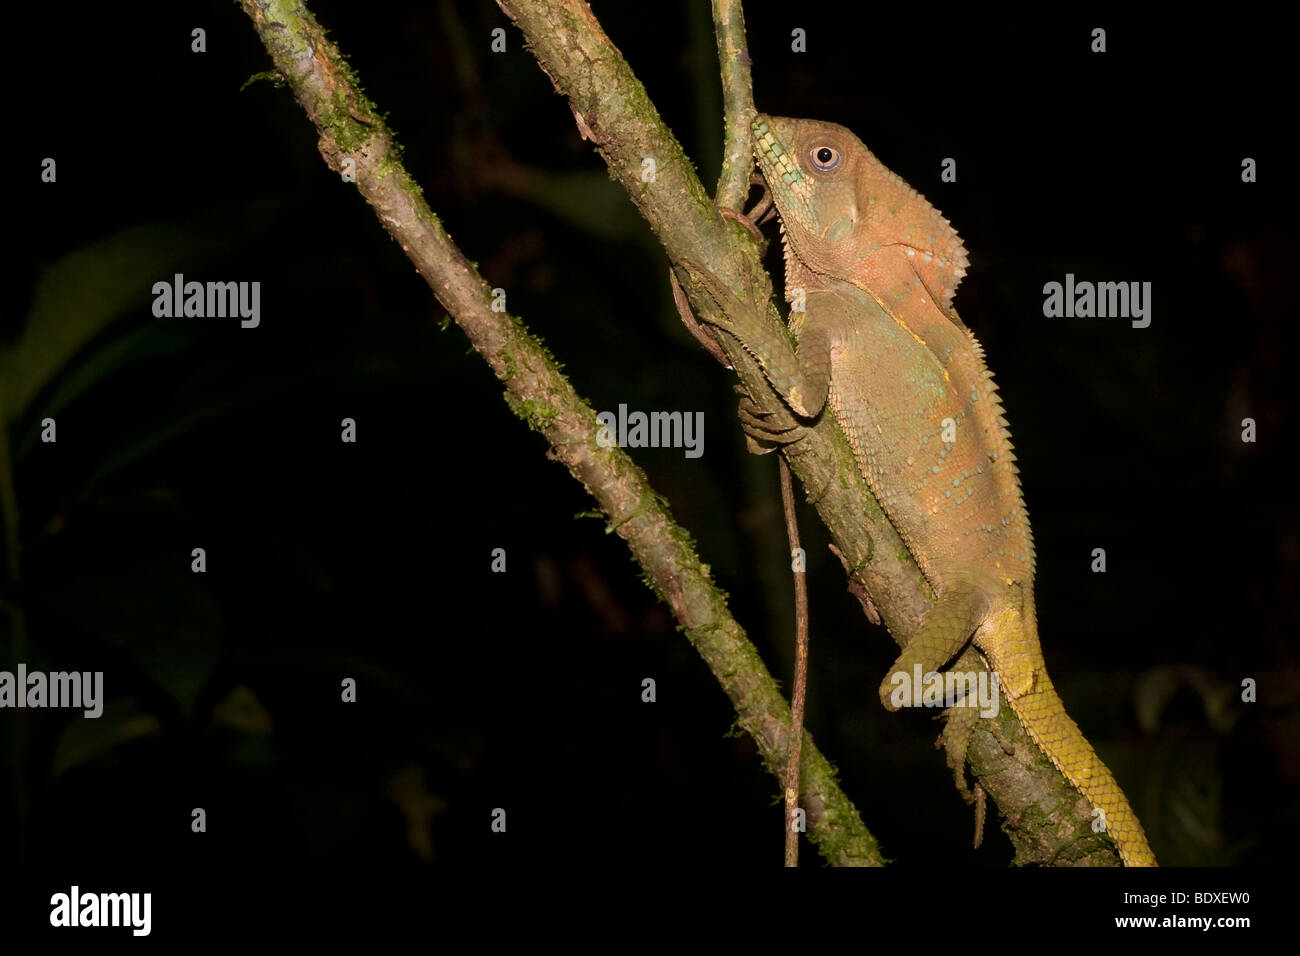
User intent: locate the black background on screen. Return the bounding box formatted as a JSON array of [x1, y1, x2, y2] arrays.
[[4, 0, 1294, 931]]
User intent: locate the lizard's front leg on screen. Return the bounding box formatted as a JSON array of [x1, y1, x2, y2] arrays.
[[675, 256, 829, 421], [670, 259, 816, 458], [667, 180, 773, 370]]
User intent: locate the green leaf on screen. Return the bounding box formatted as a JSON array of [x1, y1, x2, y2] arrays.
[[0, 201, 278, 427], [51, 697, 161, 777], [45, 561, 223, 718], [210, 684, 273, 736]]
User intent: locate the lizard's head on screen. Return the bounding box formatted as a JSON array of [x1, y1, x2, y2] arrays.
[[752, 114, 968, 309]]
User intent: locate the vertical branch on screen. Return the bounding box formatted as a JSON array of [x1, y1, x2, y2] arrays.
[[779, 457, 810, 866], [711, 0, 757, 212]]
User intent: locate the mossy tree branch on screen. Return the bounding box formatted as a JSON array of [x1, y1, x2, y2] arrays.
[[238, 0, 884, 865]]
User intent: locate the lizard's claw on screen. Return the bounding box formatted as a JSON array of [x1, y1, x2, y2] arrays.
[[937, 704, 979, 804], [669, 265, 731, 368], [718, 175, 775, 241], [736, 390, 807, 451], [719, 206, 764, 242], [745, 173, 776, 227]]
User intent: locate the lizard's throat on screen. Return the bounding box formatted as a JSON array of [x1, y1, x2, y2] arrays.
[[779, 226, 827, 300]]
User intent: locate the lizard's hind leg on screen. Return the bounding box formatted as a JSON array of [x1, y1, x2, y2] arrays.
[[878, 580, 988, 713]]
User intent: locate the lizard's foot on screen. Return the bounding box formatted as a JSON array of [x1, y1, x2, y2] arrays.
[[737, 391, 809, 451], [973, 782, 987, 849], [937, 703, 979, 804]]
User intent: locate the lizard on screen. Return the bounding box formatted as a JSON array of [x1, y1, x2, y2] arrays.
[[681, 113, 1156, 866]]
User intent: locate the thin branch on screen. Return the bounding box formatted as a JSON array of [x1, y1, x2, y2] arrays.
[[779, 458, 808, 867], [711, 0, 757, 211]]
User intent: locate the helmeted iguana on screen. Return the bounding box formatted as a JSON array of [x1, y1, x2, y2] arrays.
[[686, 114, 1156, 866]]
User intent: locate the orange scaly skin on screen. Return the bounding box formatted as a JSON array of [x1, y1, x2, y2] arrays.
[[751, 114, 1156, 866]]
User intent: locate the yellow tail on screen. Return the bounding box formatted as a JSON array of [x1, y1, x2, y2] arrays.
[[1006, 681, 1157, 866]]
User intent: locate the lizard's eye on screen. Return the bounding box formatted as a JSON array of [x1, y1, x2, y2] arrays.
[[810, 145, 840, 171]]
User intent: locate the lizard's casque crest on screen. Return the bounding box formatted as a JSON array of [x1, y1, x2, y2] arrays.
[[753, 114, 969, 312]]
